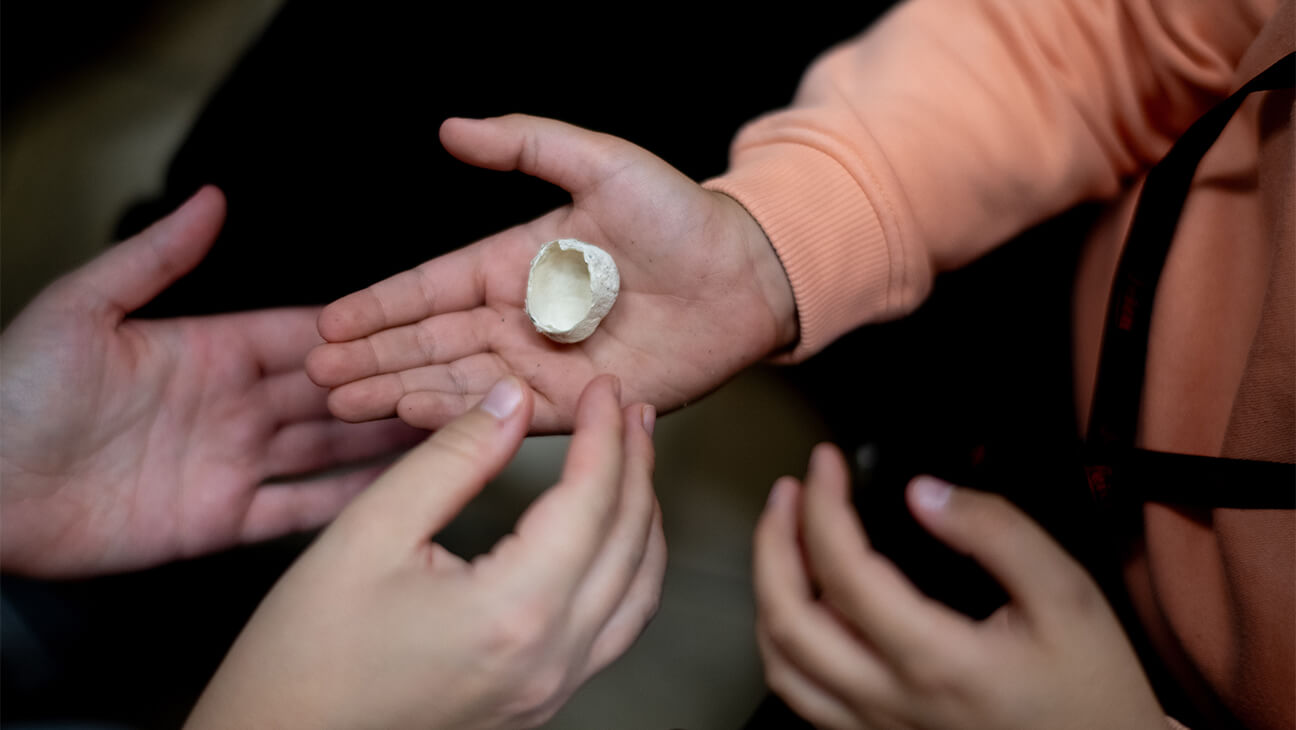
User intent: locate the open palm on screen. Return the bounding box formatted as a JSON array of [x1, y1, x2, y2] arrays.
[[307, 115, 795, 432], [0, 188, 420, 577]]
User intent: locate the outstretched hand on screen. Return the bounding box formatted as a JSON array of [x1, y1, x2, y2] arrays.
[[307, 114, 796, 432], [0, 187, 422, 577]]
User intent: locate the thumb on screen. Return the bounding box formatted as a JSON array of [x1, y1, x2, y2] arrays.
[[75, 186, 226, 315], [352, 376, 534, 546], [439, 114, 633, 196], [906, 477, 1094, 624]]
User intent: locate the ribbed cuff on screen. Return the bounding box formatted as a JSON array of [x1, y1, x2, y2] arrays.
[[704, 142, 895, 363]]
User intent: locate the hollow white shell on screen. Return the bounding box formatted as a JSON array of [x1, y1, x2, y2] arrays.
[[525, 239, 620, 343]]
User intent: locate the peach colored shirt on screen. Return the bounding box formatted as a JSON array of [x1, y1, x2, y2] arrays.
[[707, 1, 1294, 727]]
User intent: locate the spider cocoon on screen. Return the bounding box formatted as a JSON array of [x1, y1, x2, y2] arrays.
[[525, 239, 620, 343]]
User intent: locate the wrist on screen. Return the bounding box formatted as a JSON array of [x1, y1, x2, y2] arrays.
[[714, 192, 798, 352]]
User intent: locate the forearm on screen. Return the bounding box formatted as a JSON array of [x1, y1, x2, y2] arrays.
[[707, 0, 1273, 360]]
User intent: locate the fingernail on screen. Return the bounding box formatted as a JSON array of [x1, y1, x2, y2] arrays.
[[912, 477, 953, 512], [641, 404, 656, 436], [481, 377, 523, 419]]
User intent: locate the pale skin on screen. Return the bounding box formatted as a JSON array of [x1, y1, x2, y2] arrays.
[[186, 375, 666, 730], [311, 113, 1172, 727], [1, 185, 665, 727], [0, 187, 423, 577]]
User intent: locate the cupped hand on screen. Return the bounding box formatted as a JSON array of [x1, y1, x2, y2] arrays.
[[185, 375, 666, 730], [306, 114, 796, 433], [753, 444, 1168, 730], [0, 187, 423, 577]]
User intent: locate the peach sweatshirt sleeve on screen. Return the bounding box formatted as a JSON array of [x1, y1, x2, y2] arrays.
[[704, 0, 1274, 361]]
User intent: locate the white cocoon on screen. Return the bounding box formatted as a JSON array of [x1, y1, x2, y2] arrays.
[[525, 239, 620, 343]]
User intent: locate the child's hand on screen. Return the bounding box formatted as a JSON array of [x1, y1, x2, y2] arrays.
[[753, 444, 1168, 730], [306, 114, 796, 433], [185, 375, 666, 730]]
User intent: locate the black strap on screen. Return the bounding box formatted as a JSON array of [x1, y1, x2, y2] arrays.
[[1084, 52, 1296, 510], [1107, 447, 1296, 509]]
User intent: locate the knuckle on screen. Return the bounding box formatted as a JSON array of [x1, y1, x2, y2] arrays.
[[762, 659, 796, 699], [303, 346, 331, 383], [966, 492, 1029, 544], [759, 608, 801, 654], [445, 361, 471, 396], [505, 665, 569, 726], [879, 643, 987, 723], [898, 653, 961, 696], [413, 320, 440, 363], [428, 418, 490, 463], [481, 597, 556, 659], [901, 643, 987, 707], [1055, 563, 1105, 617], [638, 580, 664, 625], [817, 563, 862, 607], [519, 127, 543, 173], [969, 491, 1014, 528], [414, 266, 439, 315]]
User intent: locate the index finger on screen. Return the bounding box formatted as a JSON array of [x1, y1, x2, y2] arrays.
[[497, 374, 626, 593], [906, 478, 1099, 629], [799, 444, 976, 664], [212, 306, 324, 375], [317, 243, 486, 342]]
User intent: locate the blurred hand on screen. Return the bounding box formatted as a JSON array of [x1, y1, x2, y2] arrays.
[[185, 375, 666, 730], [0, 187, 422, 577], [307, 114, 796, 433], [753, 444, 1167, 730]]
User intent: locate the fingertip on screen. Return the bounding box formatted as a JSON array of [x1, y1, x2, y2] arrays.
[[438, 116, 470, 143], [439, 116, 504, 165], [624, 403, 655, 445], [576, 374, 624, 424], [808, 441, 842, 469], [327, 378, 400, 423], [85, 185, 229, 314], [621, 402, 651, 434], [619, 403, 657, 486], [479, 375, 529, 421], [324, 387, 368, 424], [171, 184, 227, 234], [304, 343, 340, 387], [596, 373, 622, 401], [198, 182, 226, 204], [767, 476, 797, 510], [180, 185, 226, 220], [762, 478, 804, 530], [754, 478, 805, 588], [907, 476, 954, 517], [803, 443, 849, 497], [316, 297, 357, 342]]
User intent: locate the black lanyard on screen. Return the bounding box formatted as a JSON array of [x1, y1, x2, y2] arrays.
[[1084, 52, 1296, 512]]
